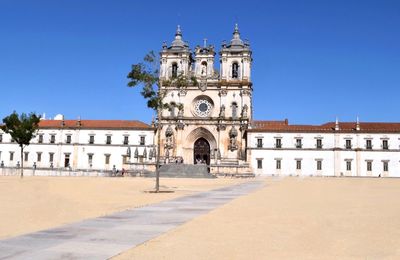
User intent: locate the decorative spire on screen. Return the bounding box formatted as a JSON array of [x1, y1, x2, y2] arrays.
[[229, 23, 244, 47], [176, 25, 182, 36], [170, 25, 188, 49]]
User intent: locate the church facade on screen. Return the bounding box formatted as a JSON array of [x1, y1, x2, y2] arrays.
[[1, 25, 400, 177], [157, 25, 253, 175]]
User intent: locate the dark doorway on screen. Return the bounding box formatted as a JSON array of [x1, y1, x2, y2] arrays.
[[193, 138, 210, 165]]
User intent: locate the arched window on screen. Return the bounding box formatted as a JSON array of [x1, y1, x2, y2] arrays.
[[172, 63, 178, 78], [232, 102, 238, 119], [232, 62, 239, 79]]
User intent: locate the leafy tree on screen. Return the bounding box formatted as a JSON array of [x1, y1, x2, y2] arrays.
[[1, 111, 40, 178], [127, 51, 196, 192]]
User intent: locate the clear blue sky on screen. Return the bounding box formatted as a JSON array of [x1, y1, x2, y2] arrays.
[[1, 0, 399, 124]]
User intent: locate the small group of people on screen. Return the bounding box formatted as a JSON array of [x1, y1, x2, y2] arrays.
[[112, 165, 126, 177]]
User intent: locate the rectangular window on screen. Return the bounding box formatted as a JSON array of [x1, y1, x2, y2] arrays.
[[296, 160, 302, 170], [276, 159, 281, 170], [37, 152, 42, 162], [257, 159, 263, 169], [106, 135, 112, 145], [10, 152, 14, 161], [383, 161, 389, 172], [89, 135, 95, 144], [123, 136, 129, 145], [275, 138, 282, 148], [346, 161, 352, 171], [345, 139, 352, 149], [382, 140, 389, 150], [317, 160, 322, 171], [295, 139, 302, 149], [256, 138, 263, 148], [367, 161, 372, 171], [66, 135, 72, 144], [105, 154, 110, 164], [50, 134, 55, 144], [24, 152, 28, 162], [88, 154, 93, 164], [49, 152, 54, 162], [0, 134, 2, 143], [316, 139, 322, 149], [64, 154, 70, 167], [366, 139, 372, 150], [140, 136, 146, 145], [38, 134, 43, 144]]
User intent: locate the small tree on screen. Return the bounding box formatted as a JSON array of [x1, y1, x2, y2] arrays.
[[1, 111, 40, 178], [127, 51, 196, 192]]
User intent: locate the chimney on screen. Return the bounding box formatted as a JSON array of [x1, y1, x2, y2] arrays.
[[356, 116, 360, 131], [335, 117, 340, 131], [77, 116, 82, 127]]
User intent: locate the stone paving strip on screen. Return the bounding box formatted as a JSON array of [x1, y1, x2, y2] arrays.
[[0, 179, 264, 260]]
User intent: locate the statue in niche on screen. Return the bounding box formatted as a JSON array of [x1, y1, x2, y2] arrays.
[[177, 105, 184, 118], [219, 105, 225, 118], [228, 126, 238, 151], [241, 104, 248, 119]]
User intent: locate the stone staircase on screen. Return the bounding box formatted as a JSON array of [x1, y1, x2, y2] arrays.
[[156, 164, 215, 178]]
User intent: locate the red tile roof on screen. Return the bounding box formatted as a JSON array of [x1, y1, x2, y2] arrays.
[[38, 120, 153, 130], [250, 120, 400, 133]]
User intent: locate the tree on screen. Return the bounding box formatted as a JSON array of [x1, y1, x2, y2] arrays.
[[127, 51, 196, 192], [1, 111, 40, 178]]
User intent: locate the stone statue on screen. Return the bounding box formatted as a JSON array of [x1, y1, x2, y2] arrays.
[[242, 104, 248, 119], [219, 105, 225, 118]]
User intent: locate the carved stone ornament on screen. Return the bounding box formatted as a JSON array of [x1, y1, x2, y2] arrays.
[[228, 126, 238, 151], [219, 89, 227, 96], [199, 79, 207, 92]]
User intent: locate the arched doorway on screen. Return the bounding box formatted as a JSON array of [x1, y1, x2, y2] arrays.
[[193, 138, 210, 165]]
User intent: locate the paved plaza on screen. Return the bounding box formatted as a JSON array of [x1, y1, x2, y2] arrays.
[[0, 180, 264, 259]]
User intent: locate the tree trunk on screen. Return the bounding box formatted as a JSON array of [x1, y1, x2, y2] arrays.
[[20, 146, 24, 178], [155, 109, 161, 192]]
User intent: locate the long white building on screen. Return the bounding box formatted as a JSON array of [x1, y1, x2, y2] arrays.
[[0, 118, 155, 174], [247, 120, 400, 177]]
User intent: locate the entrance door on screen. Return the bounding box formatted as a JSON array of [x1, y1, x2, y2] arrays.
[[193, 138, 210, 165]]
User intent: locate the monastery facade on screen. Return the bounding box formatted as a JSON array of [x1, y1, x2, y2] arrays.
[[1, 25, 400, 177]]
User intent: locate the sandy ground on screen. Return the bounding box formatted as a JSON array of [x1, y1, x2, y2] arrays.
[[0, 176, 246, 239], [115, 177, 400, 260]]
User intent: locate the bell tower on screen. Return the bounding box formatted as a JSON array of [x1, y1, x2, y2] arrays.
[[159, 25, 192, 80]]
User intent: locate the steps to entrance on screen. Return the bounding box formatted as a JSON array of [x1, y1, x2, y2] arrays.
[[155, 164, 215, 178]]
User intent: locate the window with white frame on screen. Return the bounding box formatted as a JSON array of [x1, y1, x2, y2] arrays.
[[275, 138, 282, 148], [88, 154, 93, 165], [123, 135, 129, 145], [316, 160, 322, 171], [140, 136, 146, 145], [256, 138, 263, 148], [366, 161, 372, 171], [9, 152, 14, 161], [383, 161, 389, 172], [50, 134, 56, 144], [49, 152, 54, 162], [89, 135, 95, 144], [66, 135, 72, 144], [105, 154, 110, 165], [346, 160, 352, 171], [345, 139, 352, 149], [37, 152, 42, 162], [38, 134, 43, 144], [382, 140, 389, 150], [366, 139, 372, 150], [106, 135, 112, 145], [276, 159, 281, 170], [295, 138, 302, 149], [296, 159, 302, 170], [257, 159, 263, 169], [316, 139, 322, 149], [24, 152, 28, 162]]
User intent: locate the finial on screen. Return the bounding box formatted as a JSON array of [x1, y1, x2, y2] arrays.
[[176, 25, 181, 35], [234, 23, 239, 33], [203, 38, 207, 48]]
